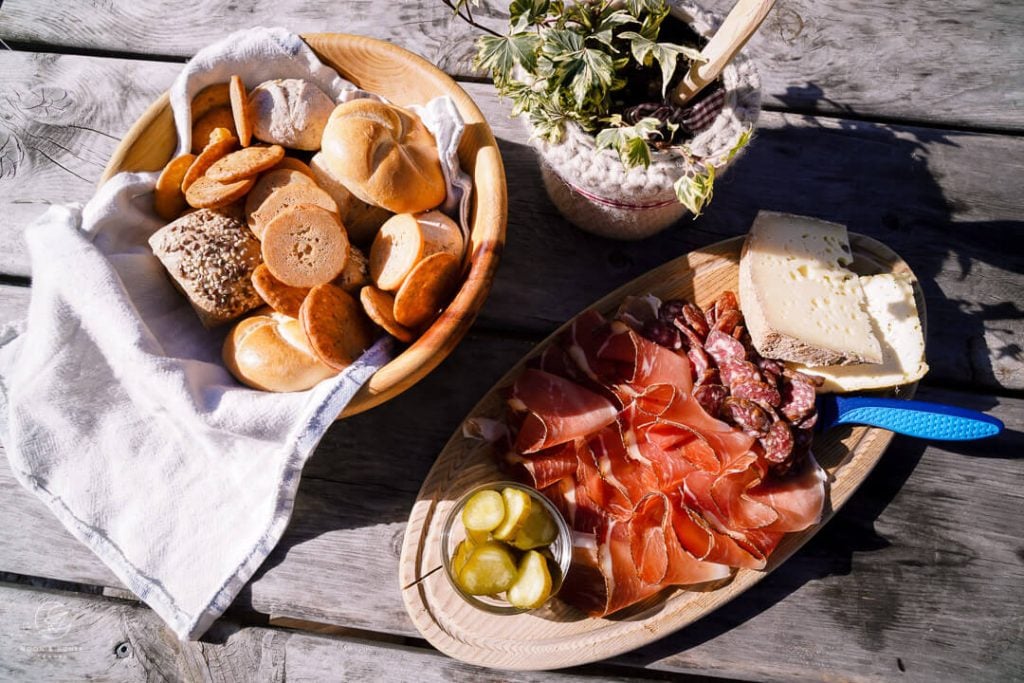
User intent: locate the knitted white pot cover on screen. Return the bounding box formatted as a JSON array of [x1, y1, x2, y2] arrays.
[[533, 0, 762, 240]]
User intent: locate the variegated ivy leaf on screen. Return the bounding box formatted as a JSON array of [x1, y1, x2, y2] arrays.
[[570, 48, 615, 107], [509, 0, 550, 25], [725, 127, 753, 162], [475, 31, 542, 79], [674, 163, 716, 217], [621, 32, 705, 97], [595, 117, 663, 169]]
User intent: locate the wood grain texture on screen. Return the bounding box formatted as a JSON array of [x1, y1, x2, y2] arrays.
[[1, 283, 1021, 680], [2, 0, 1023, 128], [0, 584, 664, 682], [399, 235, 909, 670], [1, 52, 1021, 391]]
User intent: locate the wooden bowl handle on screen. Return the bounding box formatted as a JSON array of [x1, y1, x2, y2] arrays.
[[670, 0, 776, 106]]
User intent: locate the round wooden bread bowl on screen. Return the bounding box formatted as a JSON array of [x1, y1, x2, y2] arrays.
[[100, 33, 507, 417]]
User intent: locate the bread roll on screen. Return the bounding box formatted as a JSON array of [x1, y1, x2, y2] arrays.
[[310, 152, 393, 244], [369, 211, 463, 291], [320, 99, 446, 213], [149, 209, 262, 328], [223, 310, 338, 392], [248, 79, 334, 151]]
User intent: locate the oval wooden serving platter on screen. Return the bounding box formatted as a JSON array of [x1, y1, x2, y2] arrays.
[[400, 233, 924, 670], [99, 33, 507, 419]]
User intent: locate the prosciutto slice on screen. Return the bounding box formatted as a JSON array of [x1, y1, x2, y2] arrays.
[[511, 368, 617, 453], [496, 305, 828, 617]]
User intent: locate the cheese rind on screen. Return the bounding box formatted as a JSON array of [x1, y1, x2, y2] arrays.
[[739, 212, 883, 366], [793, 273, 928, 392]]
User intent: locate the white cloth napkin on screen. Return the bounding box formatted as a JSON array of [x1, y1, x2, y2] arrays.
[[0, 27, 468, 640]]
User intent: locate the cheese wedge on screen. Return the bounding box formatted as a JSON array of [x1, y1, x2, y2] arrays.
[[793, 273, 928, 392], [739, 212, 882, 366]]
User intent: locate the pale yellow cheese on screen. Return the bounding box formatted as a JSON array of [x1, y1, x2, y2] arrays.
[[793, 273, 929, 392], [739, 212, 883, 366]]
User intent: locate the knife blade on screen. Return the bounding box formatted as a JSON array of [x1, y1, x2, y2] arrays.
[[815, 394, 1004, 441]]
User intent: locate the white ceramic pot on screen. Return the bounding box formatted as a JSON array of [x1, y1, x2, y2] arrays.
[[531, 0, 762, 240]]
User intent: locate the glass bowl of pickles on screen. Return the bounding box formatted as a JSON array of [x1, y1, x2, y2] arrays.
[[441, 481, 572, 614]]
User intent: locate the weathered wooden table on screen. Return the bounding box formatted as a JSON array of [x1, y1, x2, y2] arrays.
[[1, 1, 1022, 680]]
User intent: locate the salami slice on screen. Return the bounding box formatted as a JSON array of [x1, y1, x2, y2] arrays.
[[756, 358, 784, 386], [732, 380, 782, 408], [713, 309, 742, 336], [705, 329, 747, 366], [760, 421, 794, 463], [687, 346, 710, 378], [718, 358, 761, 388], [693, 383, 729, 417], [674, 320, 704, 351], [682, 304, 709, 339], [721, 397, 771, 436], [780, 378, 817, 422]]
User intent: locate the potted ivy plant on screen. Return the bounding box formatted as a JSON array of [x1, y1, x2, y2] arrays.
[[445, 0, 762, 239]]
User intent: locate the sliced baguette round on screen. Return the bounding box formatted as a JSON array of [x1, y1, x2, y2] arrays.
[[360, 286, 413, 343], [393, 251, 459, 329], [261, 205, 349, 288], [300, 283, 375, 370], [223, 309, 337, 392], [249, 182, 339, 240], [369, 211, 463, 292], [244, 168, 317, 231]]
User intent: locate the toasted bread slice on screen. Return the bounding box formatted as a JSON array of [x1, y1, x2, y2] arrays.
[[369, 211, 463, 291], [360, 285, 413, 343], [393, 251, 459, 328], [301, 284, 375, 370], [261, 205, 349, 288]]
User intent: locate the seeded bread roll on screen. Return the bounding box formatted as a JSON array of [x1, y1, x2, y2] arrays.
[[320, 99, 446, 213], [248, 79, 335, 151], [223, 309, 338, 392], [149, 209, 263, 328]]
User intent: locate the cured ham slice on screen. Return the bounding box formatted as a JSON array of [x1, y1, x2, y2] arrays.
[[511, 369, 618, 454], [747, 452, 827, 532], [494, 292, 829, 617]]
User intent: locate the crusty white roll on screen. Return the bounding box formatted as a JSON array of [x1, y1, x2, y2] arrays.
[[310, 152, 394, 244], [319, 99, 446, 214], [248, 79, 335, 151], [223, 309, 338, 392]]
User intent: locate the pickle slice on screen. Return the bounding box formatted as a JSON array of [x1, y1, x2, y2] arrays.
[[506, 550, 553, 609], [511, 500, 558, 550], [452, 539, 474, 577], [466, 528, 491, 545], [457, 541, 518, 595], [461, 490, 505, 532], [491, 488, 532, 541]]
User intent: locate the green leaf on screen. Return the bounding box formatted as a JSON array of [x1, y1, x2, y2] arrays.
[[595, 116, 662, 169], [622, 35, 705, 97], [674, 163, 716, 217], [475, 32, 542, 79], [509, 0, 549, 25], [725, 127, 753, 162], [569, 47, 614, 107]]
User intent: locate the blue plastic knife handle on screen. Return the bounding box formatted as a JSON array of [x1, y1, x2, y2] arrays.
[[817, 395, 1004, 441]]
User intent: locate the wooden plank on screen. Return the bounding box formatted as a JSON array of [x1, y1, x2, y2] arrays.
[[1, 51, 1020, 389], [1, 0, 1022, 129], [0, 584, 664, 682], [1, 279, 1021, 680]]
